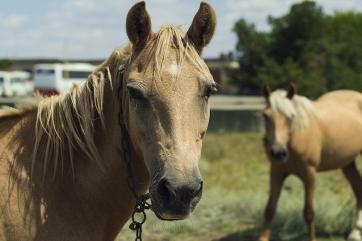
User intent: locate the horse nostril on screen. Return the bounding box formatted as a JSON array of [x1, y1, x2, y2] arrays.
[[270, 149, 278, 158], [157, 179, 203, 204], [157, 178, 174, 202], [196, 181, 203, 195], [181, 180, 203, 202], [271, 148, 288, 160]]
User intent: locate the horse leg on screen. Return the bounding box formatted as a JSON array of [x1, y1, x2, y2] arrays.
[[258, 167, 287, 241], [342, 161, 362, 241], [301, 167, 317, 241]]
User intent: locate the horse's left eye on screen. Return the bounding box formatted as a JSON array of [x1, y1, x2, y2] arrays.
[[263, 113, 271, 125], [202, 84, 217, 100]]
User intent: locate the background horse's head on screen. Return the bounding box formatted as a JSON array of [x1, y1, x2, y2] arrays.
[[123, 2, 216, 220], [262, 84, 316, 164], [262, 84, 296, 163]]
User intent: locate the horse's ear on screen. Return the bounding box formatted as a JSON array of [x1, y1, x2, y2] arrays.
[[263, 85, 272, 100], [287, 82, 296, 99], [126, 1, 152, 51], [187, 2, 217, 55]]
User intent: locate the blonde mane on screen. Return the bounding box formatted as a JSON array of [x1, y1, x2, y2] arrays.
[[269, 90, 317, 129], [31, 45, 131, 179], [31, 25, 209, 180]]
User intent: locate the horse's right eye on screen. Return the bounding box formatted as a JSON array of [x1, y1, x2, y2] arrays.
[[127, 86, 147, 101]]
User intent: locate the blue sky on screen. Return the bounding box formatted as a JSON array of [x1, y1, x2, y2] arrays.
[[1, 0, 361, 59]]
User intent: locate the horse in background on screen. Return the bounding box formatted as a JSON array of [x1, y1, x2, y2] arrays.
[[259, 85, 362, 241], [0, 2, 216, 240]]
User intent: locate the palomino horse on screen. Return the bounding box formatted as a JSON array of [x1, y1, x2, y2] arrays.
[[259, 85, 362, 241], [0, 2, 216, 241]]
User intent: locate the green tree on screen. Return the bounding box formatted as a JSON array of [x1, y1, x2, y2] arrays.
[[268, 1, 326, 63], [324, 12, 362, 90], [230, 1, 362, 97], [229, 19, 270, 94], [0, 59, 12, 70]]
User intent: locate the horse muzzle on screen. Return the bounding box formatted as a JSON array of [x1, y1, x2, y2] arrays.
[[270, 145, 288, 163], [150, 177, 203, 221]]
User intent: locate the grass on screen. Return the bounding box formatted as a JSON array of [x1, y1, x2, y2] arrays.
[[118, 133, 360, 241]]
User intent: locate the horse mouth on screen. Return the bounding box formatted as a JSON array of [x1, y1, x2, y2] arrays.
[[271, 156, 288, 164], [265, 146, 289, 164], [270, 152, 288, 164], [150, 191, 201, 221], [149, 175, 203, 221], [152, 207, 190, 221]]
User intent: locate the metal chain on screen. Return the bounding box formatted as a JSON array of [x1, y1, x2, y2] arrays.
[[128, 194, 152, 241], [117, 66, 151, 241]]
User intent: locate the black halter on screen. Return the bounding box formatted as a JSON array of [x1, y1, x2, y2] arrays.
[[116, 65, 151, 241]]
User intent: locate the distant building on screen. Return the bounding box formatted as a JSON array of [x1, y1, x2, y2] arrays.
[[8, 57, 238, 93]]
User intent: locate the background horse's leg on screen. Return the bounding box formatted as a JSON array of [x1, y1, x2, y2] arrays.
[[342, 160, 362, 241], [301, 167, 317, 241], [258, 166, 288, 241]]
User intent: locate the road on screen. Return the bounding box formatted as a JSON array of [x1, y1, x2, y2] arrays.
[[0, 96, 40, 109]]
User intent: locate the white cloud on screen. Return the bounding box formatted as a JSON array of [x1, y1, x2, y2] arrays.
[[0, 0, 361, 58], [0, 14, 27, 28], [2, 0, 195, 58], [318, 0, 362, 13], [224, 0, 296, 31]]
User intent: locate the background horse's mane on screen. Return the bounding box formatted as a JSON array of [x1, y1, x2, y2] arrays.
[[269, 90, 317, 129]]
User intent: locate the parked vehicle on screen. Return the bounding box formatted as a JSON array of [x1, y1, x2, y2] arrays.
[[33, 63, 95, 95], [0, 71, 33, 97]]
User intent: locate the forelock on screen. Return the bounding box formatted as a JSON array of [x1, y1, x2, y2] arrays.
[[269, 90, 317, 129], [138, 25, 212, 80]]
